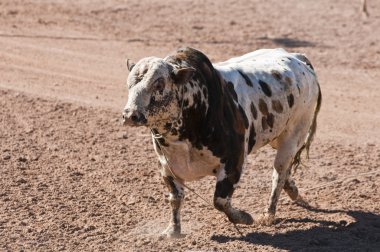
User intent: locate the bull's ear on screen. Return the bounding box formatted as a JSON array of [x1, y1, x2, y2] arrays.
[[172, 67, 195, 85], [126, 59, 136, 72]]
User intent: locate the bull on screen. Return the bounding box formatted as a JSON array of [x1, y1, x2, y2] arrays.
[[123, 47, 321, 237]]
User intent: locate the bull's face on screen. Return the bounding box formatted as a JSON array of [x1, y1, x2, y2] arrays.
[[123, 57, 194, 128]]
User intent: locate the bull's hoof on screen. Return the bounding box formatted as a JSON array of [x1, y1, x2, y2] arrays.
[[256, 212, 275, 226], [162, 224, 184, 238], [228, 210, 254, 225], [295, 195, 309, 208]]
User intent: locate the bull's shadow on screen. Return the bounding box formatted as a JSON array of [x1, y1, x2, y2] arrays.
[[211, 205, 380, 251], [271, 37, 316, 48]]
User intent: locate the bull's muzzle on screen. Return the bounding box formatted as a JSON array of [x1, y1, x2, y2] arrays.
[[122, 109, 147, 126]]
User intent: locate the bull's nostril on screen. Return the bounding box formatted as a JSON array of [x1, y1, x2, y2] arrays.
[[123, 110, 145, 125], [131, 115, 139, 122]]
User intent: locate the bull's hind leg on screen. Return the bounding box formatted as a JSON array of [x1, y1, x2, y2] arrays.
[[257, 132, 310, 226], [283, 175, 299, 201], [258, 117, 313, 226], [162, 175, 184, 238], [256, 151, 294, 226], [213, 161, 254, 225]]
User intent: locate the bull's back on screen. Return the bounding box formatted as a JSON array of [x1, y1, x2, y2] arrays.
[[214, 48, 319, 151]]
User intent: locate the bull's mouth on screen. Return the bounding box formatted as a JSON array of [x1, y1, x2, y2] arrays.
[[122, 111, 148, 127], [123, 118, 147, 127]]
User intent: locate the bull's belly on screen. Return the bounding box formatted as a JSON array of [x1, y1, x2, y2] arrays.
[[159, 141, 221, 181], [252, 116, 289, 150]]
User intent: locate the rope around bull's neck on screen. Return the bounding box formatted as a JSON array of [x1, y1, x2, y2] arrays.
[[150, 85, 188, 192]]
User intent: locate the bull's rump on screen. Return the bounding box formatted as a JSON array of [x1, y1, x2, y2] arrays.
[[214, 48, 320, 151]]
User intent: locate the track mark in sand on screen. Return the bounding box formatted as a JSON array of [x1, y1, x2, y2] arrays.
[[127, 219, 205, 237], [127, 220, 167, 236], [0, 50, 117, 84], [0, 37, 115, 62], [0, 61, 102, 84], [0, 33, 107, 42]]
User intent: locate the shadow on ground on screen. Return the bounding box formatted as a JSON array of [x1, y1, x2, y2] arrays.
[[257, 36, 316, 48], [211, 206, 380, 251]]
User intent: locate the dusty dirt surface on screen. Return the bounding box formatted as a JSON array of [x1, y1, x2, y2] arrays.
[[1, 0, 380, 251]]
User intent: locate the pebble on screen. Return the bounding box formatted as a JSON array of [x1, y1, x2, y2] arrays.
[[84, 225, 96, 232], [17, 178, 27, 184]]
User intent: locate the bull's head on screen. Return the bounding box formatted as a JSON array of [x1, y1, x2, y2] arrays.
[[123, 57, 195, 128]]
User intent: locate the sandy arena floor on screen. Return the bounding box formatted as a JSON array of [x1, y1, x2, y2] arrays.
[[1, 0, 380, 251]]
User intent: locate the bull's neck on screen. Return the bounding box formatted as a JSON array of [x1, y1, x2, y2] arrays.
[[160, 47, 244, 157], [175, 69, 231, 150]]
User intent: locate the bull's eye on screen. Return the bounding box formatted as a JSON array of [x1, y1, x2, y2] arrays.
[[153, 78, 165, 93]]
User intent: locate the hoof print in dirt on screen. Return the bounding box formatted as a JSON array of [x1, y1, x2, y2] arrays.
[[295, 195, 310, 208]]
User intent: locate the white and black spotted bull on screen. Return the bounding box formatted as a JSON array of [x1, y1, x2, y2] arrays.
[[123, 47, 321, 237]]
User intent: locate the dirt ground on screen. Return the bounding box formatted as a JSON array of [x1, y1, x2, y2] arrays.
[[1, 0, 380, 251]]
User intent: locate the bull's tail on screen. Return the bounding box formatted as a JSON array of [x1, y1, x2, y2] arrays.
[[292, 59, 322, 172]]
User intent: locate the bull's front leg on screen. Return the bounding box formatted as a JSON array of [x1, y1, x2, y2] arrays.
[[213, 160, 254, 225], [162, 174, 184, 238]]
